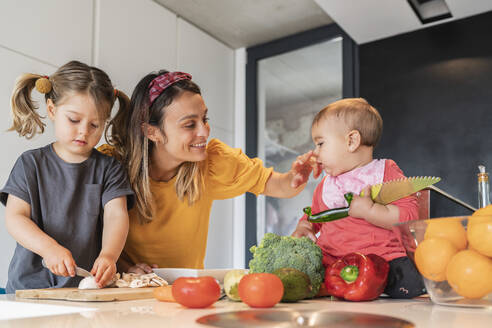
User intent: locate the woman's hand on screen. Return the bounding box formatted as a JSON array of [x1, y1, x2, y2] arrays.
[[292, 220, 317, 242], [91, 253, 117, 288], [43, 245, 77, 277], [264, 151, 321, 198], [289, 150, 322, 188], [128, 263, 159, 274]]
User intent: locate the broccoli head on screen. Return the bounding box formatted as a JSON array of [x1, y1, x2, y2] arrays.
[[248, 233, 324, 298]]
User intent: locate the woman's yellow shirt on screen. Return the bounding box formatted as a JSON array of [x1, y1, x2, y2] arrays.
[[98, 139, 272, 269]]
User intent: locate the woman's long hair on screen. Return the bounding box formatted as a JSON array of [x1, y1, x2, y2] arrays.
[[106, 70, 204, 224]]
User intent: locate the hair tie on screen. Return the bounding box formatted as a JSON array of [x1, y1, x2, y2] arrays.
[[148, 71, 192, 106], [35, 75, 52, 94], [114, 88, 118, 98]]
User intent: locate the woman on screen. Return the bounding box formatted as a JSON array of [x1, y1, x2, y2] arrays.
[[100, 71, 320, 273]]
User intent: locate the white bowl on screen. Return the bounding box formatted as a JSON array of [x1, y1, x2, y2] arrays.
[[152, 268, 235, 284]]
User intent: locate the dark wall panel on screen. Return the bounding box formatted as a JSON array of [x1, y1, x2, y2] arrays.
[[359, 11, 492, 216]]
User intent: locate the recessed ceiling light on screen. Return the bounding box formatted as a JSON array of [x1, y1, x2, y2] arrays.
[[407, 0, 453, 24]]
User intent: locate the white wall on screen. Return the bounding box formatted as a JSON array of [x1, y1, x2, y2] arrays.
[[0, 0, 236, 287]]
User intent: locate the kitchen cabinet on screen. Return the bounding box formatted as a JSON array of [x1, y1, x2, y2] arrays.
[[205, 128, 234, 269], [96, 0, 178, 96], [177, 18, 234, 133], [0, 47, 57, 288], [0, 0, 92, 67]]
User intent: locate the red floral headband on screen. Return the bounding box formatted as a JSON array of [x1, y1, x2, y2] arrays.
[[148, 71, 192, 105]]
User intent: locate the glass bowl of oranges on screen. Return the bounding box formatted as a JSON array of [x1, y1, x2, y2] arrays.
[[393, 209, 492, 307]]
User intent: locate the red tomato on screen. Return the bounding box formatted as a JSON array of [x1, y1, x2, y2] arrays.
[[238, 273, 284, 308], [172, 276, 221, 308]]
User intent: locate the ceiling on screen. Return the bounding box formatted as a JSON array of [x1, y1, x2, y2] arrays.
[[154, 0, 333, 49], [315, 0, 492, 44], [155, 0, 492, 48]]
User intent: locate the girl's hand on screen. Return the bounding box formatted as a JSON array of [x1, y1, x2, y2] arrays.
[[43, 245, 76, 277], [292, 220, 317, 242], [348, 186, 375, 220], [290, 151, 322, 188], [91, 254, 117, 288], [128, 263, 158, 274]]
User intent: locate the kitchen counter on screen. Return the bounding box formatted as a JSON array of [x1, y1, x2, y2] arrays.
[[0, 294, 491, 327]]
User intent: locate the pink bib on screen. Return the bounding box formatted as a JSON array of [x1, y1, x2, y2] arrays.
[[322, 159, 386, 209]]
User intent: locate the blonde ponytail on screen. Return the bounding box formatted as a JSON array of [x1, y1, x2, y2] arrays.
[[9, 61, 125, 141], [9, 74, 51, 139], [105, 89, 131, 160]]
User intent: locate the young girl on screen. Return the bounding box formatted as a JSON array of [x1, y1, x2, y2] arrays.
[[0, 61, 134, 292], [99, 70, 319, 273], [292, 98, 425, 299]]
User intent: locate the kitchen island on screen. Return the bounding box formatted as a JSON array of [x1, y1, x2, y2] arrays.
[[0, 294, 491, 327]]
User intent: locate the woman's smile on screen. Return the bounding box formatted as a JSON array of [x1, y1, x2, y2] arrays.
[[190, 142, 207, 148]]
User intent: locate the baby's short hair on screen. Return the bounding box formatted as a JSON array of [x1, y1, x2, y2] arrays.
[[313, 98, 383, 147]]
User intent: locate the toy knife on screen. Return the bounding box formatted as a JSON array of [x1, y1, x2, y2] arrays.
[[305, 176, 441, 223]]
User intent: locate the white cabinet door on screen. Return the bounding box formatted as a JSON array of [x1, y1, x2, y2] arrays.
[[204, 127, 234, 269], [177, 18, 234, 133], [96, 0, 177, 96], [177, 19, 235, 268], [0, 0, 92, 67], [0, 47, 58, 287]]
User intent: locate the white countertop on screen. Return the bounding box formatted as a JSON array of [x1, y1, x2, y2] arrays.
[[0, 294, 491, 327]]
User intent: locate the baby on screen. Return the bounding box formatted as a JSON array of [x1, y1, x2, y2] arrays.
[[292, 98, 425, 299]]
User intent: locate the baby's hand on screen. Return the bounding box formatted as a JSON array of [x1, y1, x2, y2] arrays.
[[43, 245, 76, 277], [91, 254, 117, 288], [292, 220, 317, 242], [290, 151, 322, 188], [348, 186, 375, 220]]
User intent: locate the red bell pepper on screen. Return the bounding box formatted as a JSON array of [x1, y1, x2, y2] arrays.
[[324, 252, 389, 301]]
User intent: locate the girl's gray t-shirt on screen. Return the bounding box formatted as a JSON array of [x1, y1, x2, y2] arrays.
[[0, 144, 134, 293]]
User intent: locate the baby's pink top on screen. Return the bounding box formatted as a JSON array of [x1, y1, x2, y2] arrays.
[[300, 159, 418, 266]]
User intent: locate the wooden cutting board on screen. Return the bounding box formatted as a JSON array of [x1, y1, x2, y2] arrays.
[[16, 287, 156, 302]]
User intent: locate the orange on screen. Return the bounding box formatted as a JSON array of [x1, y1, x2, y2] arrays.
[[414, 238, 458, 281], [472, 204, 492, 217], [446, 249, 492, 299], [153, 285, 175, 302], [467, 216, 492, 257], [424, 218, 467, 250]]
